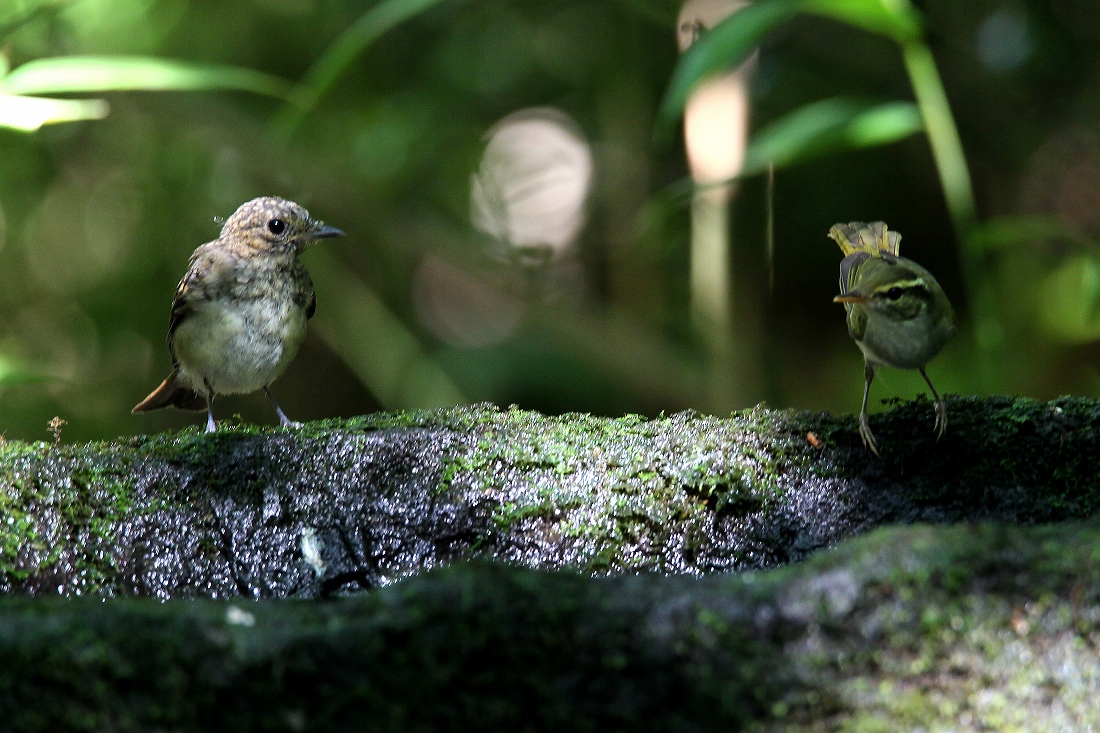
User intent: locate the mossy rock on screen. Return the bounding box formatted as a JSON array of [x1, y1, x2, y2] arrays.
[[1, 396, 1099, 597]]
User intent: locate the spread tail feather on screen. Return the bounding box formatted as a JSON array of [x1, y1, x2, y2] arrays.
[[132, 370, 208, 413], [828, 221, 901, 257]]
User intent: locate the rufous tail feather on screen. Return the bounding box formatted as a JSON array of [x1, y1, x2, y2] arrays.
[[132, 370, 207, 413]]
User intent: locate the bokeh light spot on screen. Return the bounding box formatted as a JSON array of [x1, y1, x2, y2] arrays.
[[25, 169, 139, 293], [413, 255, 525, 348], [976, 7, 1031, 73], [471, 107, 593, 260]]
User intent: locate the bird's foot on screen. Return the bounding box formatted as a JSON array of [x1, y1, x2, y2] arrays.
[[264, 387, 299, 429], [858, 413, 880, 457], [933, 400, 948, 441]]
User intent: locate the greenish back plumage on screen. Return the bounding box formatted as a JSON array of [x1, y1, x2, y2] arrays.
[[828, 220, 956, 454]]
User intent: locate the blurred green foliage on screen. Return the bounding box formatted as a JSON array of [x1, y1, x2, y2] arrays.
[[741, 96, 923, 174], [0, 0, 1099, 442]]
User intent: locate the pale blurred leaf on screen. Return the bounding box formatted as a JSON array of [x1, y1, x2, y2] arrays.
[[742, 97, 922, 175], [0, 56, 293, 99], [658, 0, 800, 131], [0, 93, 109, 131]]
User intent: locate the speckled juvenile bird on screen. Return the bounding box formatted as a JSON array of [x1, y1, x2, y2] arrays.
[[829, 221, 956, 455], [133, 196, 344, 432]]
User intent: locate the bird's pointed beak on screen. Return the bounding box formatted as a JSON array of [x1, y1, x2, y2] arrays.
[[310, 222, 345, 240], [833, 293, 869, 305]]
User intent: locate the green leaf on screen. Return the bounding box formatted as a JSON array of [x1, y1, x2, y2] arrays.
[[803, 0, 921, 41], [843, 101, 923, 146], [0, 1, 73, 43], [0, 56, 293, 99], [1037, 254, 1100, 344], [742, 97, 921, 175], [966, 216, 1097, 253], [0, 356, 52, 387], [305, 249, 466, 408], [611, 0, 680, 27], [657, 0, 801, 132], [273, 0, 449, 138], [0, 94, 109, 131]]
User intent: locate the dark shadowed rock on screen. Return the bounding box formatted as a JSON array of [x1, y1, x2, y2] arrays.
[[2, 520, 1099, 731]]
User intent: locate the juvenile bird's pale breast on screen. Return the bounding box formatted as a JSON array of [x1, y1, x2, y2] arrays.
[[135, 195, 342, 431], [173, 293, 308, 395]]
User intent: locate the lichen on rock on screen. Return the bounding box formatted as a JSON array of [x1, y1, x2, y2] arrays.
[[1, 396, 1099, 597]]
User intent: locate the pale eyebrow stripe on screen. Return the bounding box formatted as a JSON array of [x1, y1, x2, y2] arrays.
[[873, 278, 925, 293]]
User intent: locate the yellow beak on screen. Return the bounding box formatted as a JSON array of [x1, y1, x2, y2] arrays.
[[833, 294, 869, 304]]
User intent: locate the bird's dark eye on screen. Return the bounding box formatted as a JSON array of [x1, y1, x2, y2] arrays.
[[885, 287, 904, 300], [268, 219, 286, 235]]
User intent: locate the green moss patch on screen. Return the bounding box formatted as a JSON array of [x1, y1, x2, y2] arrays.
[[1, 398, 1100, 596]]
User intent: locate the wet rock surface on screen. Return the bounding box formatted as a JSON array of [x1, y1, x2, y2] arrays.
[[1, 396, 1099, 597]]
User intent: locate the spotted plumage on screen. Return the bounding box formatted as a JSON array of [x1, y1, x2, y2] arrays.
[[133, 196, 344, 432]]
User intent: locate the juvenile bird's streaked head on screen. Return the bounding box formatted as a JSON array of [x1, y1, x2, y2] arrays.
[[220, 196, 344, 255]]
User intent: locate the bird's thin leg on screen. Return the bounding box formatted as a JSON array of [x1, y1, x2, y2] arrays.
[[858, 361, 879, 456], [265, 386, 301, 429], [204, 380, 217, 433], [920, 367, 947, 441]]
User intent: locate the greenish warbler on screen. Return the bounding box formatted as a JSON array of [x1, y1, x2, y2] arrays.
[[829, 221, 956, 455]]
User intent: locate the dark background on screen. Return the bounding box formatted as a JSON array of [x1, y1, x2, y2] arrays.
[[0, 0, 1098, 442]]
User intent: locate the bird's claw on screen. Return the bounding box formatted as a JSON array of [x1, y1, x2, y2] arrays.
[[933, 400, 948, 442], [858, 413, 880, 457]]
